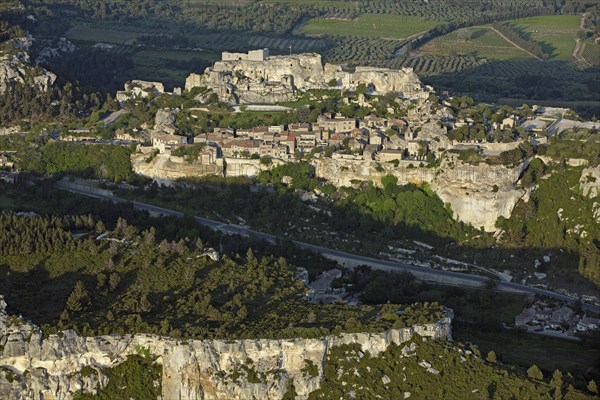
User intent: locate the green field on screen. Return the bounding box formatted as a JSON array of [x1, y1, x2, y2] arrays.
[[420, 26, 534, 60], [300, 14, 440, 40], [261, 0, 356, 7], [66, 24, 148, 44], [511, 15, 581, 59], [135, 49, 216, 62]]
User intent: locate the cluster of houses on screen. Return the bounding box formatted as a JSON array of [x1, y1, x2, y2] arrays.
[[146, 100, 600, 166], [150, 112, 435, 164], [514, 300, 599, 337]]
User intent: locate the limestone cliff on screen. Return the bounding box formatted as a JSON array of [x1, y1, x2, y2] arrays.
[[132, 153, 287, 181], [314, 155, 529, 232], [131, 152, 223, 181], [580, 165, 600, 198], [314, 156, 435, 188], [185, 50, 431, 104], [0, 296, 452, 400], [431, 158, 530, 232], [0, 36, 56, 94]]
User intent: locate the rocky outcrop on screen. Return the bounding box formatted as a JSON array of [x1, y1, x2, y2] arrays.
[[314, 155, 529, 232], [431, 158, 530, 232], [132, 153, 288, 181], [580, 165, 600, 198], [314, 156, 435, 188], [131, 152, 223, 182], [0, 296, 452, 400], [225, 157, 286, 178], [35, 37, 77, 64], [116, 80, 165, 102], [0, 37, 56, 94], [185, 49, 431, 104], [339, 65, 427, 97]]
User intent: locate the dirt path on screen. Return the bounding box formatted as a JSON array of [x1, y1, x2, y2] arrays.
[[489, 26, 543, 61], [573, 38, 585, 62], [580, 12, 590, 29], [573, 13, 590, 62]]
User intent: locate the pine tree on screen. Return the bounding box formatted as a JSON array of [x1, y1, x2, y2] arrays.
[[109, 273, 121, 291], [527, 365, 543, 380], [588, 380, 598, 394], [66, 281, 88, 312], [139, 295, 152, 313], [551, 370, 564, 400]]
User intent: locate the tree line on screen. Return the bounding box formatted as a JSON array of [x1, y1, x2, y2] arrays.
[[492, 21, 548, 60]]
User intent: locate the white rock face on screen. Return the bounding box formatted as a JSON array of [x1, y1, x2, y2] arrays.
[[314, 157, 435, 188], [116, 80, 165, 102], [185, 50, 430, 104], [0, 38, 57, 94], [580, 165, 600, 198], [431, 157, 530, 232], [0, 295, 452, 400], [131, 152, 223, 181], [314, 156, 529, 232], [35, 37, 77, 64]]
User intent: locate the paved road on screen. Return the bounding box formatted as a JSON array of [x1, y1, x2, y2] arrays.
[[101, 109, 126, 126], [56, 182, 600, 314]]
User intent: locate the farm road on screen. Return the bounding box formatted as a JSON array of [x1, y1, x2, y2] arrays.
[[488, 26, 543, 61]]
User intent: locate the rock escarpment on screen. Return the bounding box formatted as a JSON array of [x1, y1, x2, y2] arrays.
[[185, 49, 431, 104], [314, 156, 435, 188], [580, 165, 600, 198], [131, 152, 223, 181], [0, 36, 56, 95], [0, 296, 452, 400], [314, 155, 529, 232], [431, 158, 530, 232]]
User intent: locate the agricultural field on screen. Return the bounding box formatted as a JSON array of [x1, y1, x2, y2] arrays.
[[580, 38, 600, 65], [260, 0, 356, 8], [383, 55, 487, 76], [300, 14, 440, 39], [65, 24, 149, 45], [135, 49, 217, 62], [419, 26, 535, 60], [247, 35, 327, 53], [325, 37, 402, 63], [510, 15, 581, 59]]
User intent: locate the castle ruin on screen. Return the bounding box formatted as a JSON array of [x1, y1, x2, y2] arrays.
[[185, 49, 431, 104]]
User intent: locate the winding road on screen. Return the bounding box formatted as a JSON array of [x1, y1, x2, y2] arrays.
[[56, 181, 600, 314]]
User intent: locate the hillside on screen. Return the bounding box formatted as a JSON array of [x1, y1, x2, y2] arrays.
[[1, 0, 596, 113], [0, 298, 595, 399]]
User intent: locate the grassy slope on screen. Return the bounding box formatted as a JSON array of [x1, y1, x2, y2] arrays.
[[511, 15, 581, 59], [300, 14, 439, 39], [420, 26, 534, 60]]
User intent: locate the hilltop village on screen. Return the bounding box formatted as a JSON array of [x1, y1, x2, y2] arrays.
[[100, 50, 592, 172], [5, 48, 598, 235]]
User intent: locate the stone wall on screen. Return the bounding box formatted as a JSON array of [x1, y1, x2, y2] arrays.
[[0, 296, 452, 400]]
